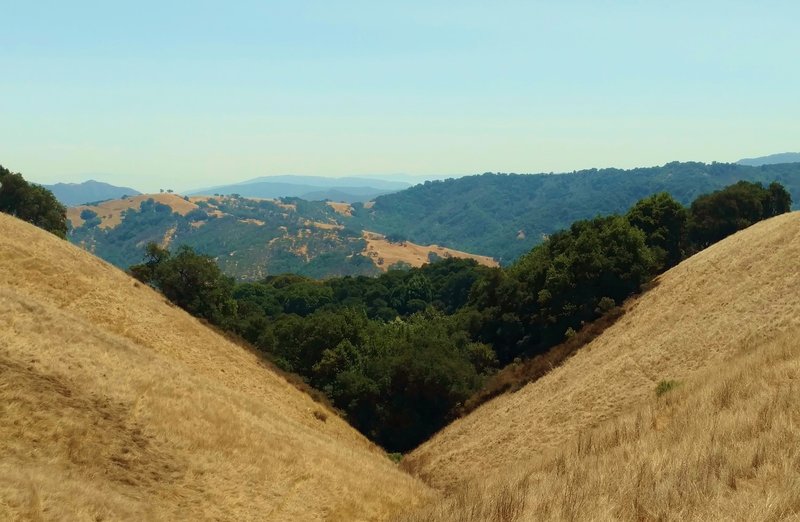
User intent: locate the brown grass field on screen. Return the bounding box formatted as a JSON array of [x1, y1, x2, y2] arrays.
[[4, 208, 800, 521], [0, 213, 431, 521], [362, 231, 498, 270], [326, 201, 353, 216], [397, 212, 800, 520], [67, 193, 199, 229]]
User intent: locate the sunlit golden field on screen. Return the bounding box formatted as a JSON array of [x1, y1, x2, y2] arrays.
[[3, 210, 799, 521], [0, 213, 431, 521], [397, 327, 800, 521]]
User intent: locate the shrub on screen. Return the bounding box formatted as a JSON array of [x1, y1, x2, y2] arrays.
[[655, 379, 681, 397]]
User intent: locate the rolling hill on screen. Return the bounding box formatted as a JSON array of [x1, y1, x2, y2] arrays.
[[353, 161, 800, 263], [65, 161, 800, 278], [186, 175, 411, 203], [67, 194, 497, 279], [737, 152, 800, 166], [396, 211, 800, 520], [0, 212, 432, 521], [42, 180, 141, 206]]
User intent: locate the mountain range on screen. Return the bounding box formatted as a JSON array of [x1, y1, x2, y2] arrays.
[[352, 161, 800, 262], [63, 161, 800, 279], [185, 175, 412, 203], [737, 151, 800, 166], [42, 180, 141, 206]]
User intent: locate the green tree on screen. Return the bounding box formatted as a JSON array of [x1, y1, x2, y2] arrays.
[[689, 181, 791, 249], [0, 165, 67, 238], [130, 243, 238, 328], [626, 192, 688, 269]]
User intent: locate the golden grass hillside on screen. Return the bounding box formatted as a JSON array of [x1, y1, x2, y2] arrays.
[[0, 213, 431, 521], [396, 325, 800, 521], [404, 212, 800, 494], [67, 193, 198, 228], [362, 231, 498, 270]]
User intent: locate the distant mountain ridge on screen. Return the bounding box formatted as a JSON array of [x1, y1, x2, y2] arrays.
[[42, 180, 141, 206], [737, 152, 800, 166], [352, 161, 800, 263], [64, 161, 800, 277], [186, 175, 411, 203], [234, 175, 411, 190]]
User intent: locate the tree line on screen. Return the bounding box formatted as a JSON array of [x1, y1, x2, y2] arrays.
[[0, 164, 67, 238], [352, 161, 800, 262]]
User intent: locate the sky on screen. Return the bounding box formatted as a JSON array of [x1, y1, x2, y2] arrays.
[[1, 0, 798, 192]]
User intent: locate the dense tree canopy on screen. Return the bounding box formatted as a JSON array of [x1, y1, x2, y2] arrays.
[[131, 243, 238, 329], [626, 192, 688, 270], [352, 162, 800, 262], [0, 164, 67, 238], [689, 181, 792, 248]]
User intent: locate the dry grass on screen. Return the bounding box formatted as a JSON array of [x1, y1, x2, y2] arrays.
[[403, 211, 800, 493], [67, 193, 198, 229], [362, 231, 498, 271], [396, 326, 800, 521], [0, 213, 432, 521], [327, 201, 353, 216]]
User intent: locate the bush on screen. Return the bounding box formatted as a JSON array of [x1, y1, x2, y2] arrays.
[[655, 379, 681, 397]]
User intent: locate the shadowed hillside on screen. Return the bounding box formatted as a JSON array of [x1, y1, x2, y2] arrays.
[[0, 213, 431, 521], [399, 212, 800, 518]]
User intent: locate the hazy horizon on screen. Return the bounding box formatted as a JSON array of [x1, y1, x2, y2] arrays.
[[3, 1, 799, 193]]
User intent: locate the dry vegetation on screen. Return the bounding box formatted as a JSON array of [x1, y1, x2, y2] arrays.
[[327, 201, 353, 216], [395, 212, 800, 519], [362, 231, 498, 271], [0, 213, 432, 521], [396, 327, 800, 521], [67, 193, 198, 229]]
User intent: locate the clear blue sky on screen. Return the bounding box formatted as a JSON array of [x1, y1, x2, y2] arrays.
[[2, 0, 798, 192]]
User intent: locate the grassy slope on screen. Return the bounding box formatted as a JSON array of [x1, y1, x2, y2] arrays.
[[399, 212, 800, 517], [67, 193, 198, 228], [0, 213, 431, 521], [397, 327, 800, 521]]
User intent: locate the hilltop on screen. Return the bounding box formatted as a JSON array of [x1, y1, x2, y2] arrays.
[[397, 212, 800, 520], [737, 152, 800, 166], [353, 161, 800, 262], [67, 194, 497, 279], [42, 180, 141, 206], [0, 213, 431, 521], [186, 175, 411, 203]]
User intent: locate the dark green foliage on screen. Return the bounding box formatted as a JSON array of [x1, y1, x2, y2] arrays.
[[472, 215, 655, 364], [688, 181, 792, 248], [627, 192, 688, 269], [352, 162, 800, 263], [0, 165, 67, 238], [130, 243, 238, 329]]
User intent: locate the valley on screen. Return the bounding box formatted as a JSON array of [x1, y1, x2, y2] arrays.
[[3, 161, 799, 520]]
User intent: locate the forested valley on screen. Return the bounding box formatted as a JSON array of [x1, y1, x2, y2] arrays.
[[130, 180, 792, 452]]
